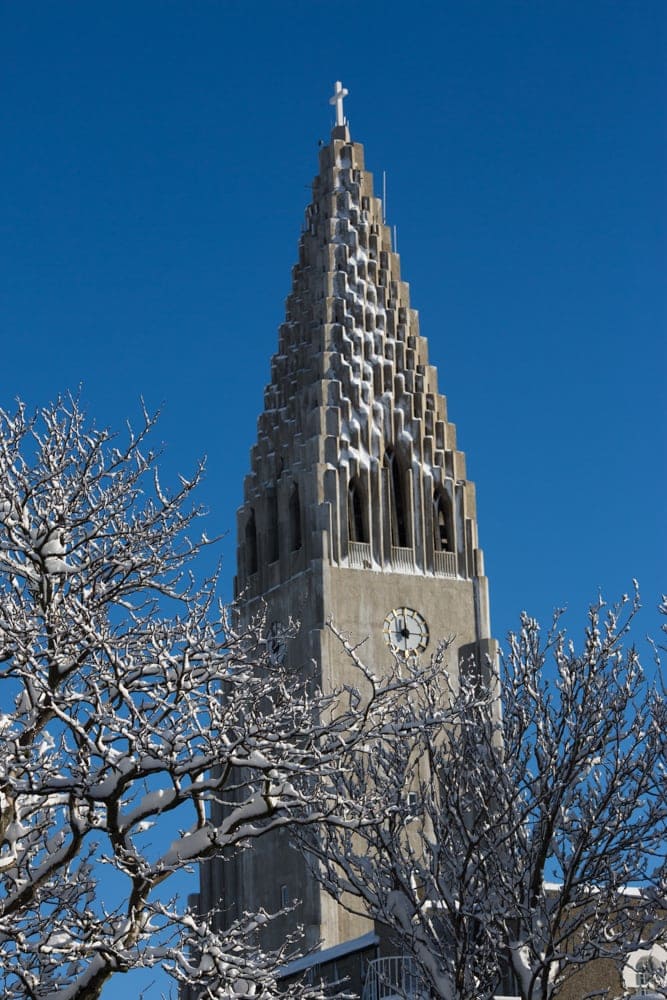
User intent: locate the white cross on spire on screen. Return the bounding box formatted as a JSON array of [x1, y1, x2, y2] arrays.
[[329, 80, 348, 128]]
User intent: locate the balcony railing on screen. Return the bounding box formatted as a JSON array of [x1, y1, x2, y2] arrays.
[[362, 957, 519, 1000], [362, 956, 426, 1000], [346, 546, 458, 577], [348, 541, 372, 568], [433, 549, 457, 577], [390, 546, 415, 573]]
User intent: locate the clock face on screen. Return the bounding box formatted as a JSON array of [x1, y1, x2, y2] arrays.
[[383, 607, 429, 656]]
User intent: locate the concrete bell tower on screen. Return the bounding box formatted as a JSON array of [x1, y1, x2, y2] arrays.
[[200, 83, 493, 960]]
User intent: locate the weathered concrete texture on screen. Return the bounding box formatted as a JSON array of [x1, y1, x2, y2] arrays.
[[201, 122, 493, 956]]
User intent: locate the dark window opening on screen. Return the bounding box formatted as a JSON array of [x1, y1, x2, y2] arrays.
[[348, 479, 368, 543], [385, 449, 409, 548], [289, 483, 302, 552], [433, 489, 454, 553]]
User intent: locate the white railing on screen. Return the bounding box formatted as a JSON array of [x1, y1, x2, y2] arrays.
[[433, 549, 457, 577], [347, 545, 458, 577], [391, 546, 415, 572], [362, 956, 519, 1000], [348, 541, 372, 568], [362, 956, 426, 1000]]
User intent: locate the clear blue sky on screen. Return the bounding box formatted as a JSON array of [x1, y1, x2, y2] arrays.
[[2, 3, 665, 996]]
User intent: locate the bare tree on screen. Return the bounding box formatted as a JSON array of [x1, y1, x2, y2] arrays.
[[301, 594, 665, 1000], [644, 595, 667, 988], [0, 396, 408, 1000], [496, 592, 664, 1000]]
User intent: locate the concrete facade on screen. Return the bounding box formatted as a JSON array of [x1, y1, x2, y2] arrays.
[[199, 118, 493, 967]]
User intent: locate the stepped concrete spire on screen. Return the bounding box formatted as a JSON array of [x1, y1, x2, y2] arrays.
[[236, 94, 490, 623], [201, 92, 494, 967]]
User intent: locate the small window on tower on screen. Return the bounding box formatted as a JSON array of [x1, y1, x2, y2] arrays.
[[348, 479, 368, 543], [280, 884, 290, 908], [433, 488, 454, 553], [385, 449, 409, 548], [289, 483, 302, 552]]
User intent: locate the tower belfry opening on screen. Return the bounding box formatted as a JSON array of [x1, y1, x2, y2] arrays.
[[197, 81, 494, 993]]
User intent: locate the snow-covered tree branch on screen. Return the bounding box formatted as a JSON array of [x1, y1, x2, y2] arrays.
[[299, 594, 666, 1000], [0, 396, 411, 1000], [496, 590, 664, 999]]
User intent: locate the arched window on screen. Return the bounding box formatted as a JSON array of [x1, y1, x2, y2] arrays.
[[384, 449, 409, 548], [289, 483, 302, 552], [348, 478, 368, 543], [266, 490, 279, 563], [433, 488, 454, 553], [245, 510, 258, 575]]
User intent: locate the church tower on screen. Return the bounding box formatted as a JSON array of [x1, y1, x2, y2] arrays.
[[200, 83, 493, 962]]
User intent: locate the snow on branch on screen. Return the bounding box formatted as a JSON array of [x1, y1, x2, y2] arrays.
[[0, 396, 406, 1000], [299, 592, 666, 1000]]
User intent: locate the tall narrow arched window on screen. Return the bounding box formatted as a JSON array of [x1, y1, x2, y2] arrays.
[[267, 490, 279, 563], [433, 488, 454, 552], [289, 483, 302, 552], [385, 449, 409, 548], [245, 509, 258, 575], [348, 478, 368, 543]]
